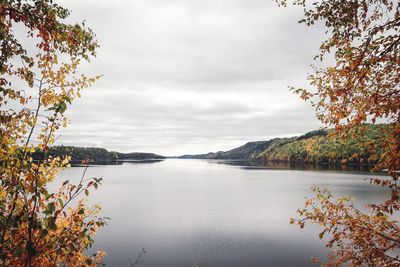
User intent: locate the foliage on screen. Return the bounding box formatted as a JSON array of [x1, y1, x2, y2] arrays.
[[35, 146, 117, 164], [0, 0, 106, 266], [278, 0, 400, 266], [257, 124, 388, 165], [181, 125, 387, 164], [293, 187, 400, 266], [31, 146, 166, 164], [180, 140, 286, 160]]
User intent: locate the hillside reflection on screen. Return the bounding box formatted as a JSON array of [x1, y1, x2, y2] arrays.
[[208, 159, 382, 173]]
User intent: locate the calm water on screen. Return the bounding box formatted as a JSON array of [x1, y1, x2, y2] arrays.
[[59, 159, 388, 267]]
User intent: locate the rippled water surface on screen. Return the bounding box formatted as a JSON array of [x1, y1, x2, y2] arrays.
[[59, 159, 388, 267]]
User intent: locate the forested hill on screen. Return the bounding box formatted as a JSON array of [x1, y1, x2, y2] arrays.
[[179, 124, 388, 165], [33, 146, 165, 163], [180, 140, 280, 160]]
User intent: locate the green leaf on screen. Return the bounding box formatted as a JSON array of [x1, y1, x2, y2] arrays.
[[14, 246, 23, 257], [48, 218, 57, 230], [58, 102, 68, 114], [47, 202, 55, 214]]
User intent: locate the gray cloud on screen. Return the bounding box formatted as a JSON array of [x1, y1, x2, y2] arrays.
[[55, 0, 325, 156]]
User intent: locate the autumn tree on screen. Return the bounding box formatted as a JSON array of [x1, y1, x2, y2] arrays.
[[278, 0, 400, 266], [0, 0, 106, 266]]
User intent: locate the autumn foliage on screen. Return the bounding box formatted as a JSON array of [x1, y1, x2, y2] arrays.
[[0, 0, 105, 266], [256, 124, 388, 165], [279, 0, 400, 266]]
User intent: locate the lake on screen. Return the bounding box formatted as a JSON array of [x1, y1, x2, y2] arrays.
[[59, 159, 388, 267]]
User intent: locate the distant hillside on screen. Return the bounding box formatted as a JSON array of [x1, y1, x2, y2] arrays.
[[179, 124, 388, 166], [33, 146, 165, 163], [180, 140, 275, 160], [255, 124, 387, 165], [113, 152, 165, 160]]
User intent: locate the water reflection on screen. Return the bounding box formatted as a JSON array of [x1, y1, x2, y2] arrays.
[[209, 159, 381, 174], [59, 159, 389, 267], [116, 159, 165, 164], [70, 159, 165, 167]]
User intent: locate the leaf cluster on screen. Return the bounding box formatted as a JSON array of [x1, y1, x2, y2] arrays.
[[279, 1, 400, 265], [0, 1, 105, 266]]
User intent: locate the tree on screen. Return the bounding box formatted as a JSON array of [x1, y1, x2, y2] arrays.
[[0, 0, 106, 266], [278, 0, 400, 266]]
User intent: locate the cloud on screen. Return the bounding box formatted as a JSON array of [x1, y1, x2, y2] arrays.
[[55, 0, 325, 155]]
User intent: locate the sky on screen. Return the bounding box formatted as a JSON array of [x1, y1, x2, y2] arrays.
[[55, 0, 325, 156]]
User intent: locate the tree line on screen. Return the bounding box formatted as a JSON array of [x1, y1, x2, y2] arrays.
[[31, 146, 165, 164], [255, 124, 388, 166]]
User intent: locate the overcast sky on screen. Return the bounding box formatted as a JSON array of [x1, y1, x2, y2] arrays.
[[55, 0, 325, 156]]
